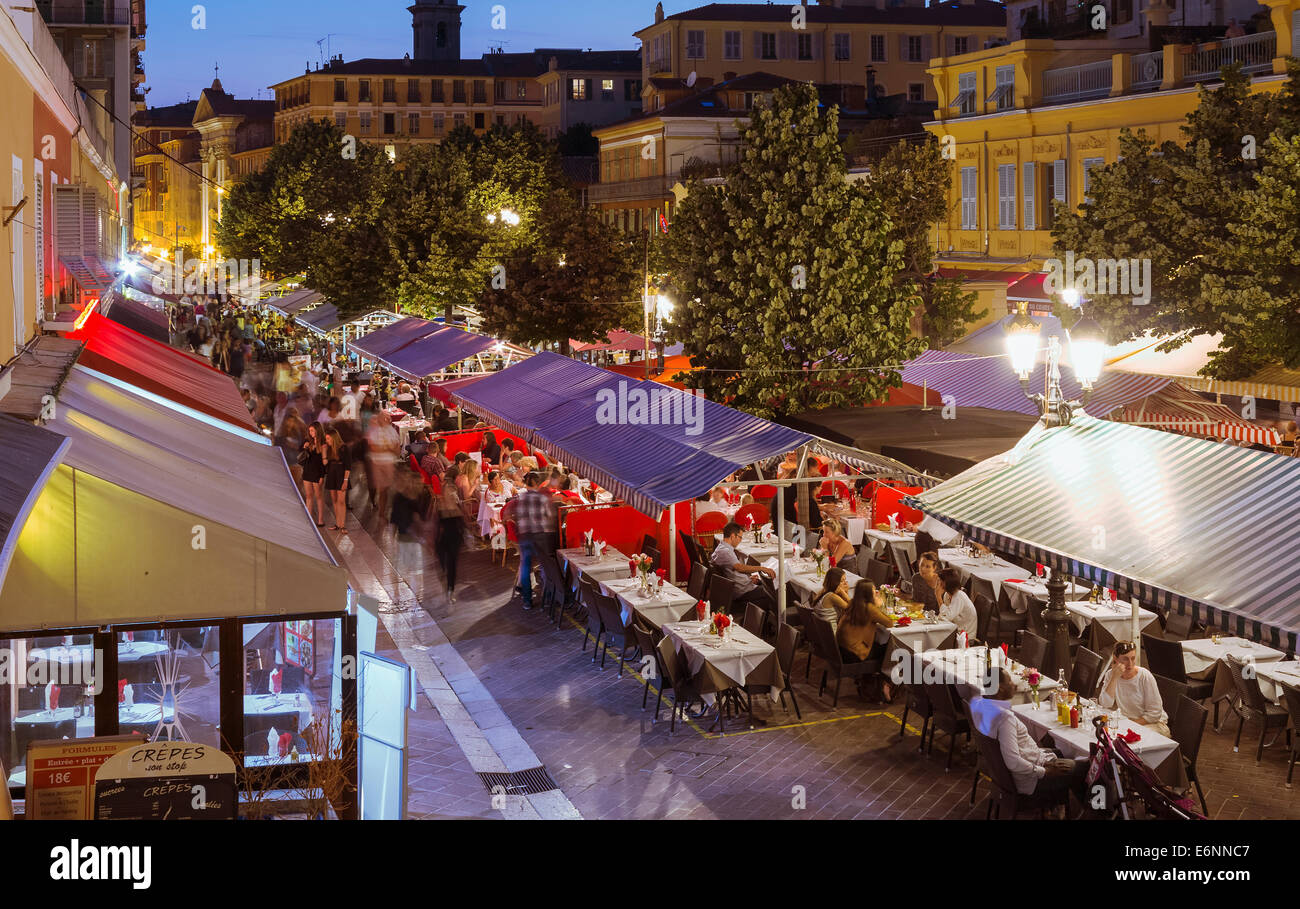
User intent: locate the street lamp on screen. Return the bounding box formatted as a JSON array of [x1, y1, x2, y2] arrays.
[[487, 208, 520, 227], [1069, 313, 1105, 392], [1006, 300, 1040, 384]]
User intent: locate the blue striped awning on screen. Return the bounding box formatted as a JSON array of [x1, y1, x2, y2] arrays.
[[900, 349, 1171, 418], [452, 352, 814, 516], [350, 317, 497, 381], [908, 415, 1300, 652]]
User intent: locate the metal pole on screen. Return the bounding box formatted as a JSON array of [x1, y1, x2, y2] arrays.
[[1043, 566, 1071, 679], [643, 222, 651, 381], [1130, 597, 1140, 664], [669, 506, 677, 585], [775, 485, 786, 628]]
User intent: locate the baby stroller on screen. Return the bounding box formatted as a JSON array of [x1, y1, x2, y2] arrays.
[[1085, 717, 1205, 820]]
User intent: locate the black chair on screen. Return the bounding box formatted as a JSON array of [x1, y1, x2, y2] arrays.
[[1164, 610, 1201, 640], [811, 615, 877, 707], [742, 602, 766, 639], [1140, 633, 1215, 705], [866, 557, 893, 587], [796, 605, 831, 681], [996, 585, 1029, 640], [687, 563, 710, 602], [922, 681, 970, 771], [966, 703, 1070, 819], [1281, 686, 1300, 787], [581, 589, 606, 662], [1153, 675, 1188, 723], [644, 546, 662, 572], [1016, 632, 1048, 671], [891, 546, 913, 583], [773, 624, 803, 721], [655, 637, 702, 733], [708, 574, 735, 616], [594, 592, 635, 676], [538, 555, 571, 625], [641, 534, 658, 555], [973, 593, 996, 646], [836, 551, 859, 576], [1223, 655, 1289, 762], [898, 651, 934, 751], [1169, 695, 1209, 815], [632, 625, 664, 711], [679, 531, 701, 569], [1069, 646, 1103, 699]]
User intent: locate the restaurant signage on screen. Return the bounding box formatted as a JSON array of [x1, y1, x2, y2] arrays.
[[93, 741, 237, 820], [25, 735, 140, 820]]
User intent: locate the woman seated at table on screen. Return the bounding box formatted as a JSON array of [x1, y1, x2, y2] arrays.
[[478, 471, 510, 537], [817, 518, 855, 570], [499, 437, 516, 469], [910, 552, 943, 611], [1097, 641, 1170, 737], [938, 568, 978, 638], [480, 431, 502, 466], [813, 568, 850, 632], [836, 581, 896, 701]]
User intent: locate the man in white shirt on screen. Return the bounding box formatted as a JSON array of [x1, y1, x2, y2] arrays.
[[970, 669, 1087, 802]]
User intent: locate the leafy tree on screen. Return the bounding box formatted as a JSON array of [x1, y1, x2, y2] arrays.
[[663, 82, 926, 418], [475, 190, 642, 353], [1051, 62, 1300, 377], [868, 139, 979, 347]]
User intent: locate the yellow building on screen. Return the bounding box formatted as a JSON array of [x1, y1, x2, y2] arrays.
[[924, 0, 1300, 322], [634, 0, 1006, 110]]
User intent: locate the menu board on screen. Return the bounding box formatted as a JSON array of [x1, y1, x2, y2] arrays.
[[93, 742, 237, 820], [25, 736, 141, 820], [283, 620, 315, 677]]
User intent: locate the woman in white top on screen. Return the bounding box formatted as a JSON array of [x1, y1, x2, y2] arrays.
[[1098, 641, 1170, 737], [937, 568, 979, 638]]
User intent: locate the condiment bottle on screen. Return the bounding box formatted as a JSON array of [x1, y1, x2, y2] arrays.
[[1070, 704, 1079, 728]]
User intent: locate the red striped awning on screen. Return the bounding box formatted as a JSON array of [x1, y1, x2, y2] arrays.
[[1112, 383, 1281, 445]]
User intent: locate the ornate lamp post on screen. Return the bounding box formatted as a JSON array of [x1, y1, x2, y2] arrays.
[[1006, 297, 1107, 678]]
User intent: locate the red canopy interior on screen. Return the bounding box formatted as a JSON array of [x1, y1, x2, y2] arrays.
[[68, 310, 256, 431]]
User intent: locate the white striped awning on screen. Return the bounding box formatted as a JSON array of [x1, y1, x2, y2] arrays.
[[908, 415, 1300, 652]]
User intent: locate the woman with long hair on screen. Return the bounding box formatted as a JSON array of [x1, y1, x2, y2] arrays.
[[323, 429, 352, 534], [837, 580, 897, 701], [300, 421, 327, 526], [435, 466, 465, 603], [813, 567, 850, 632], [456, 457, 480, 519]]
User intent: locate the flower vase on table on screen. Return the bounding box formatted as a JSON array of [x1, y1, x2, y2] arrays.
[[710, 611, 732, 639], [1026, 670, 1041, 709], [811, 549, 828, 579]]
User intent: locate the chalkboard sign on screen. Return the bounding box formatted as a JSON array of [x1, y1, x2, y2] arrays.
[[93, 742, 237, 820]]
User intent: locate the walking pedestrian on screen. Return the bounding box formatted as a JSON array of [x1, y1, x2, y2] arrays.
[[323, 428, 352, 534], [435, 466, 465, 603]]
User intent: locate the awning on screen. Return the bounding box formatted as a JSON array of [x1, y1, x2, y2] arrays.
[[427, 374, 489, 406], [59, 254, 114, 292], [1108, 333, 1300, 403], [571, 330, 648, 353], [1112, 382, 1281, 445], [452, 352, 814, 516], [0, 367, 344, 630], [351, 317, 498, 381], [0, 416, 70, 590], [265, 288, 324, 316], [909, 415, 1300, 650], [68, 309, 256, 432], [298, 303, 342, 335], [900, 348, 1172, 418], [1006, 273, 1051, 304], [99, 288, 168, 344]]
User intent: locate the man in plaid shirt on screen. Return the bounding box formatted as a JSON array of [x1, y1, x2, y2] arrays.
[[503, 471, 559, 610]]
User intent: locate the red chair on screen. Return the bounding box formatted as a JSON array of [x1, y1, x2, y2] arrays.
[[733, 503, 770, 528], [694, 511, 729, 552], [817, 480, 851, 499]]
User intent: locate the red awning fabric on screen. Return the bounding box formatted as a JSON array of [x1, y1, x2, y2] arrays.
[[427, 374, 489, 406], [1110, 382, 1282, 445], [68, 310, 256, 431], [570, 330, 648, 353], [1007, 273, 1051, 303], [867, 381, 943, 407], [602, 355, 695, 388]]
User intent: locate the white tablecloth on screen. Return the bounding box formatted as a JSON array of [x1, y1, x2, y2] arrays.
[[601, 577, 698, 629], [29, 641, 167, 665], [714, 530, 800, 561], [864, 528, 917, 563], [909, 646, 1058, 704], [1012, 701, 1179, 769], [779, 559, 863, 606], [662, 620, 777, 696], [559, 547, 632, 583], [938, 549, 1031, 600], [1255, 661, 1300, 706], [890, 620, 958, 653], [1180, 637, 1285, 677], [244, 693, 313, 730], [1000, 579, 1089, 614], [476, 492, 508, 537], [1065, 601, 1159, 638]]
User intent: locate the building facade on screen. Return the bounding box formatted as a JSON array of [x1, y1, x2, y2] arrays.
[[923, 0, 1299, 318], [634, 0, 1006, 110], [131, 101, 199, 257]]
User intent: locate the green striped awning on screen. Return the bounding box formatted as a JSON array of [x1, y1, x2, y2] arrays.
[[908, 415, 1300, 652]]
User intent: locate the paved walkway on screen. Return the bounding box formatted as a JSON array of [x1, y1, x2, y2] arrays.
[[331, 494, 1300, 821]]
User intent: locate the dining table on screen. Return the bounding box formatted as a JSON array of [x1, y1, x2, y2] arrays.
[[558, 547, 632, 586], [1180, 636, 1287, 706], [599, 576, 698, 630], [1254, 660, 1300, 706], [244, 692, 315, 734], [1064, 600, 1159, 650], [29, 640, 168, 666], [937, 548, 1034, 602], [864, 528, 917, 565], [1011, 700, 1186, 788], [661, 620, 780, 730], [910, 646, 1059, 705], [714, 527, 800, 562]]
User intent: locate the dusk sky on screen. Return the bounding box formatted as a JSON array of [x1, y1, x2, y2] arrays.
[[144, 0, 659, 106]]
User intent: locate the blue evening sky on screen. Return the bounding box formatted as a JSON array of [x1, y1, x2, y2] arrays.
[[143, 0, 657, 106]]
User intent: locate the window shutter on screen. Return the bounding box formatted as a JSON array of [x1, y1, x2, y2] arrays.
[[585, 78, 593, 99], [922, 36, 933, 63], [1023, 162, 1036, 231], [754, 31, 763, 59], [1053, 159, 1066, 204]]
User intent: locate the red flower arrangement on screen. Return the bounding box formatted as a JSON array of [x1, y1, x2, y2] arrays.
[[696, 600, 708, 620], [710, 612, 732, 636]]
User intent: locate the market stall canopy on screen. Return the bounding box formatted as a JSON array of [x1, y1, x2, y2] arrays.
[[350, 317, 498, 381], [452, 352, 927, 514], [0, 367, 344, 631], [99, 288, 168, 344], [900, 348, 1171, 418], [570, 330, 648, 353], [0, 416, 70, 590], [908, 414, 1300, 650], [786, 405, 1038, 478], [1107, 333, 1300, 404], [1112, 382, 1280, 445], [264, 288, 324, 317], [68, 309, 257, 432], [298, 302, 342, 335]]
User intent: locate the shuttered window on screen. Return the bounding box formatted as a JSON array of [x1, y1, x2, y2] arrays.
[[960, 166, 978, 230], [998, 164, 1016, 229], [1022, 162, 1036, 231]]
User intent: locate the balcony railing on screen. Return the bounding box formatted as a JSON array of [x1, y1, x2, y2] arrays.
[[586, 175, 669, 204], [1130, 50, 1163, 90], [1042, 59, 1113, 102], [36, 0, 131, 26], [1184, 31, 1277, 82]]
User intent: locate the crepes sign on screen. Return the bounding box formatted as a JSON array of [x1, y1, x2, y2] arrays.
[[93, 742, 237, 820]]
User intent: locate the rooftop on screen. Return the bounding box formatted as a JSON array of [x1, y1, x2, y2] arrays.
[[641, 0, 1006, 31]]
